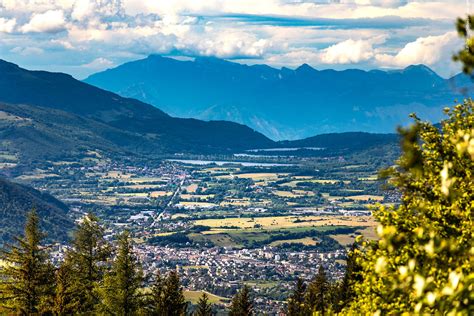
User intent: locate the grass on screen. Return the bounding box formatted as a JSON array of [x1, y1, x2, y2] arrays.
[[269, 237, 318, 246], [330, 225, 378, 247], [347, 195, 384, 201], [190, 226, 352, 248], [244, 280, 279, 289], [184, 291, 230, 304], [185, 183, 198, 193], [150, 191, 172, 198], [180, 194, 215, 200], [195, 215, 376, 230], [176, 201, 217, 208]]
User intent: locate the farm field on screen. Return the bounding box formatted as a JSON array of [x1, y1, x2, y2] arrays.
[[184, 291, 230, 305], [195, 215, 376, 230]]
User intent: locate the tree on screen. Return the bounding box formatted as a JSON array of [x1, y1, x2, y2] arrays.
[[453, 15, 474, 74], [54, 261, 77, 315], [333, 243, 362, 312], [305, 265, 329, 314], [0, 210, 55, 314], [195, 292, 213, 316], [162, 271, 187, 316], [65, 213, 111, 313], [149, 270, 187, 316], [346, 103, 474, 314], [99, 231, 144, 315], [229, 285, 253, 316], [287, 278, 307, 316], [148, 271, 166, 315]]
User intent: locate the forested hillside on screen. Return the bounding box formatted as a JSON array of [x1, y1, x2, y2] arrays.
[[0, 178, 72, 243]]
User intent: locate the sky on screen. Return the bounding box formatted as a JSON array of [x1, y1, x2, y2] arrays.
[[0, 0, 470, 79]]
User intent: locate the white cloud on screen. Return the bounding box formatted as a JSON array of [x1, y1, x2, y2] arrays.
[[10, 46, 44, 55], [375, 32, 460, 69], [71, 0, 95, 21], [21, 10, 66, 33], [0, 18, 16, 33], [0, 0, 467, 78], [81, 57, 114, 69], [320, 39, 375, 64]]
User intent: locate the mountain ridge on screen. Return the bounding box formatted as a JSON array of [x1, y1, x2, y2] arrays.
[[0, 59, 274, 162], [0, 177, 73, 243], [85, 55, 472, 140]]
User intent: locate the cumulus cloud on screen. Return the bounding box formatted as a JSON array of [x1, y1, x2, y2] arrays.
[[71, 0, 95, 21], [21, 10, 66, 33], [375, 32, 461, 74], [0, 18, 16, 33], [0, 0, 466, 78], [320, 39, 375, 64]]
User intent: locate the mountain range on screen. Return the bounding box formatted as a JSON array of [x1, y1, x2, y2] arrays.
[[0, 59, 274, 163], [85, 55, 473, 140]]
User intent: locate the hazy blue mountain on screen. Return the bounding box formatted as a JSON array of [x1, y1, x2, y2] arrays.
[[0, 59, 273, 160], [0, 177, 72, 243], [85, 55, 473, 140]]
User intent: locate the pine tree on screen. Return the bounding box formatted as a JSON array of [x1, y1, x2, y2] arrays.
[[149, 270, 187, 316], [54, 261, 76, 315], [333, 243, 362, 312], [99, 231, 144, 315], [66, 213, 111, 313], [148, 271, 166, 315], [229, 285, 253, 316], [195, 292, 213, 316], [0, 210, 55, 314], [287, 278, 307, 316], [162, 271, 187, 316], [305, 265, 329, 315]]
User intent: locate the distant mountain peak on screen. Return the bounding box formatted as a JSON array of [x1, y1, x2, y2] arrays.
[[84, 56, 469, 140], [295, 63, 316, 73], [402, 64, 438, 76]]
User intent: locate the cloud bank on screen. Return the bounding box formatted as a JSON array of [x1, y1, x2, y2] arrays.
[[0, 0, 468, 78]]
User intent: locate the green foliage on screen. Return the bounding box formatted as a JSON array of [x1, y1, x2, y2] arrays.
[[454, 15, 474, 74], [54, 261, 77, 315], [287, 278, 308, 316], [0, 210, 55, 314], [229, 285, 253, 316], [99, 231, 144, 315], [332, 243, 362, 312], [148, 271, 187, 316], [305, 265, 330, 315], [195, 292, 213, 316], [65, 213, 112, 313], [346, 102, 474, 314], [0, 177, 72, 244]]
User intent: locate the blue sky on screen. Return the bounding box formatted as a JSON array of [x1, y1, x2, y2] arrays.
[[0, 0, 469, 79]]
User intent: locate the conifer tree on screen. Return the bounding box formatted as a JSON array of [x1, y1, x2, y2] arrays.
[[229, 285, 253, 316], [162, 271, 187, 315], [149, 270, 187, 316], [195, 292, 213, 316], [148, 271, 166, 315], [333, 243, 362, 312], [99, 231, 144, 316], [287, 278, 307, 316], [54, 261, 76, 315], [0, 210, 54, 314], [66, 213, 111, 313], [305, 265, 329, 315]]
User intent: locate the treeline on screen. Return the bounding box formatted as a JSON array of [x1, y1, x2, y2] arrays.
[[0, 211, 207, 315], [286, 244, 361, 315]]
